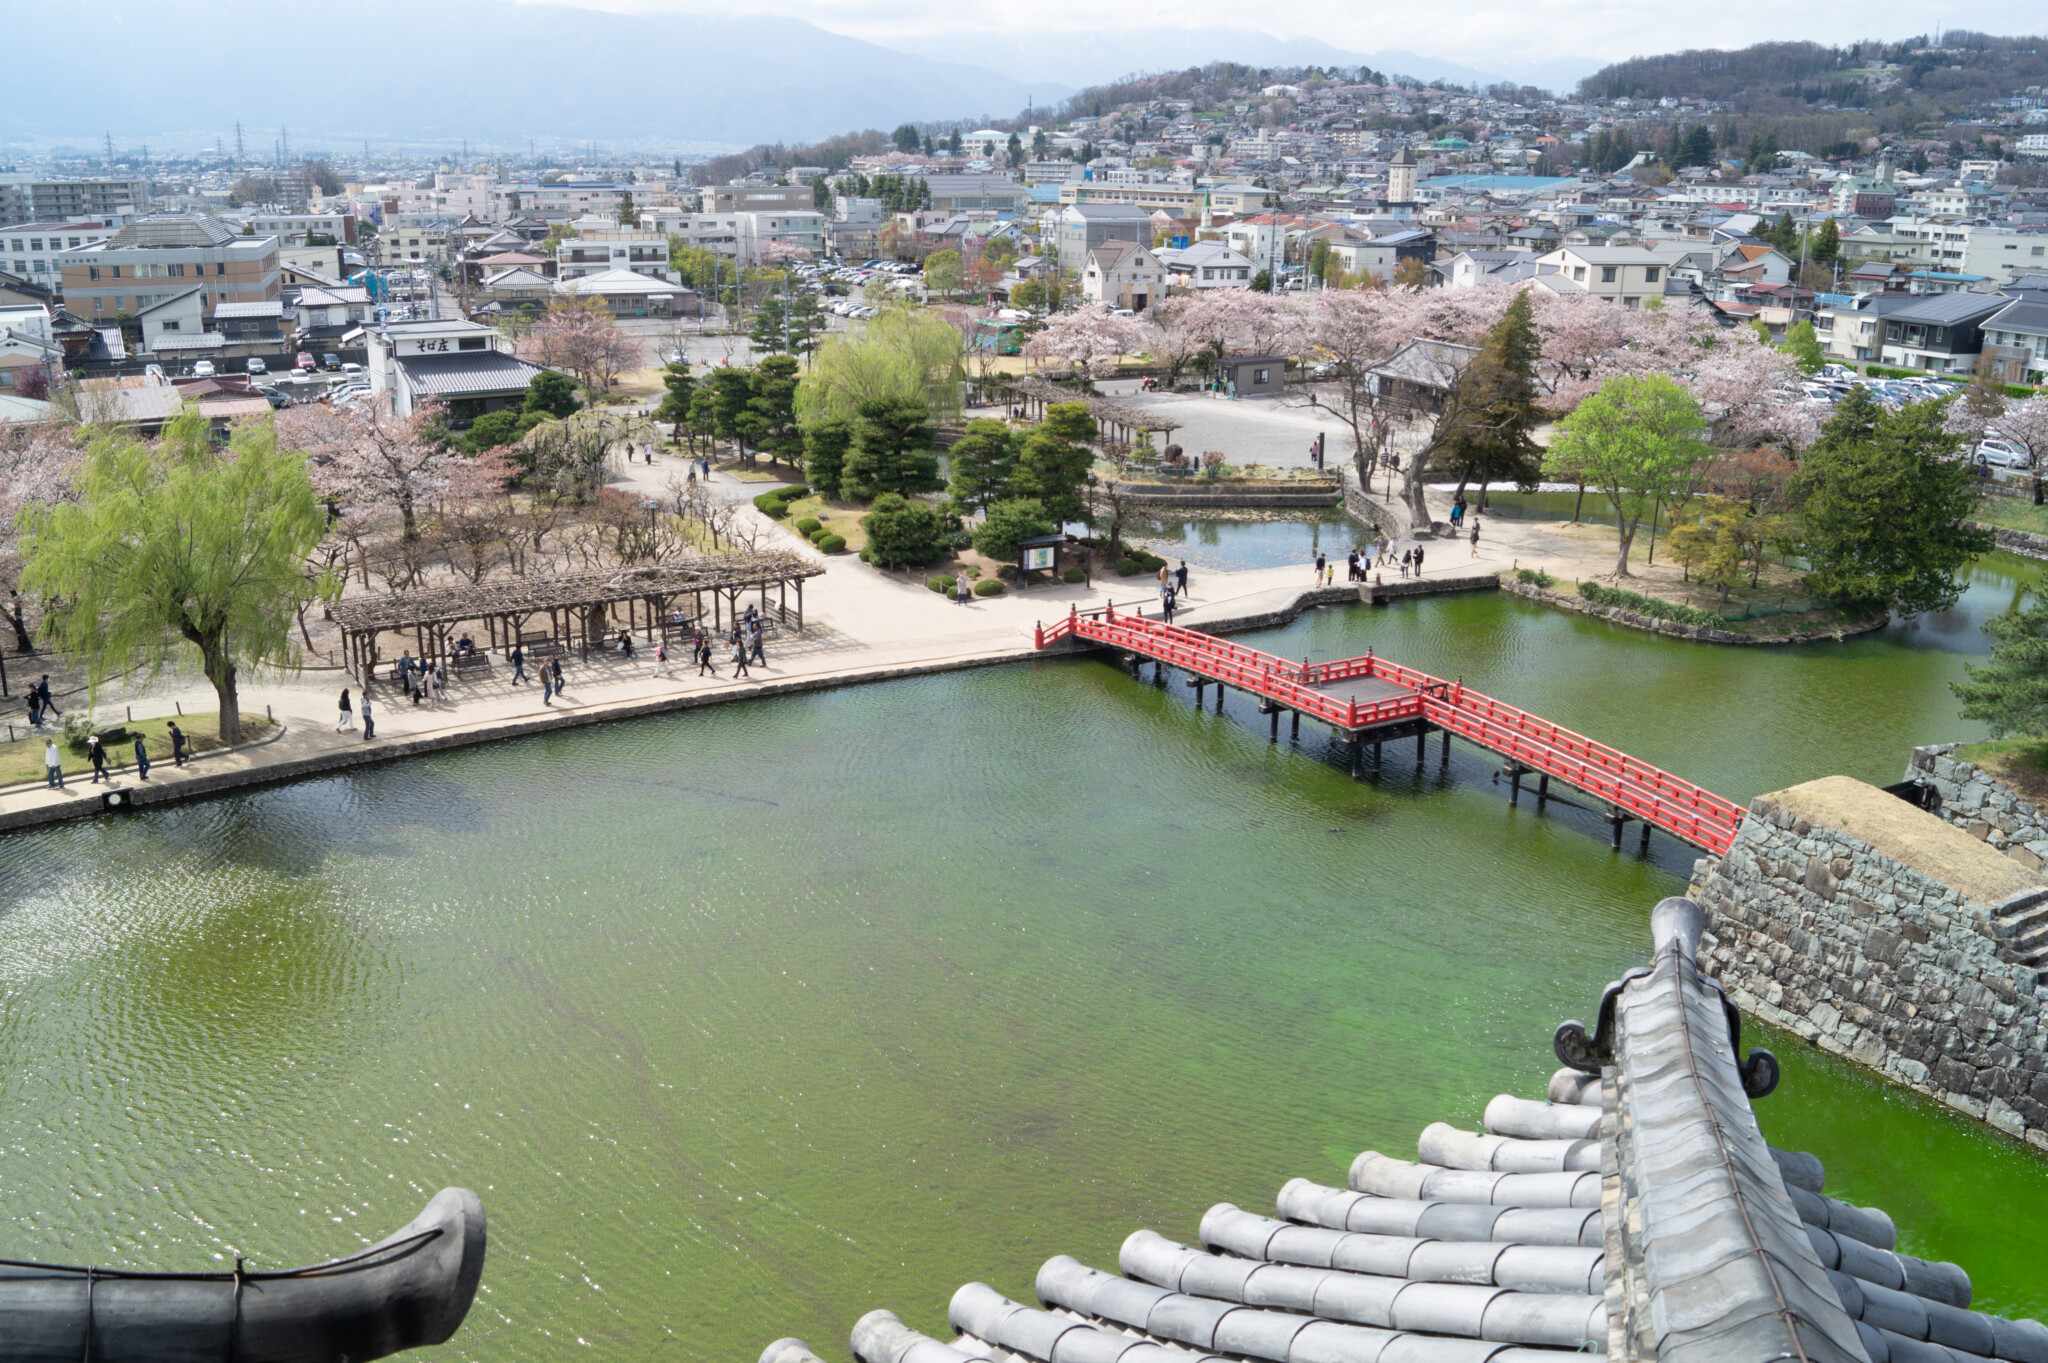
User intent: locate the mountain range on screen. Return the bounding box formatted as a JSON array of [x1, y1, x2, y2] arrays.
[[0, 0, 1618, 154]]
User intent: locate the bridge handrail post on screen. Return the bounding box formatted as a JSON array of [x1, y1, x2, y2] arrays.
[[1034, 621, 1044, 648]]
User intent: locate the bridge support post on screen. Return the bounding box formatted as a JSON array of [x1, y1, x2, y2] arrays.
[[1189, 678, 1204, 706], [1372, 740, 1382, 768], [1608, 808, 1627, 850], [1216, 685, 1224, 713], [1536, 774, 1550, 808], [1291, 710, 1300, 742], [1639, 822, 1652, 855], [1154, 661, 1165, 685], [1509, 766, 1524, 807], [1350, 740, 1362, 779], [1440, 729, 1449, 764], [1270, 707, 1280, 742], [1415, 730, 1426, 770]]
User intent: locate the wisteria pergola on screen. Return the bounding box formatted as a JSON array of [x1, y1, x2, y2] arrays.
[[997, 378, 1178, 452], [329, 551, 824, 682]]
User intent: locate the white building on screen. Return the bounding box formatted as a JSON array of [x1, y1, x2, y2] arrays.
[[2, 219, 115, 285], [1080, 241, 1166, 311], [556, 228, 678, 284], [367, 318, 549, 422]]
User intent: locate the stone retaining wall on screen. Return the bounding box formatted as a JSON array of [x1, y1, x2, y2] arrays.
[[1497, 577, 1889, 646], [1121, 488, 1340, 509], [1963, 521, 2048, 562], [1689, 799, 2048, 1148], [1908, 743, 2048, 869]]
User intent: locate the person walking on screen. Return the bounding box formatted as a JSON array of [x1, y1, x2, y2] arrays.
[[510, 643, 526, 685], [43, 737, 64, 789], [1175, 559, 1189, 599], [88, 733, 108, 784], [337, 687, 354, 731], [132, 733, 151, 780], [1468, 520, 1481, 558], [398, 651, 415, 696], [1413, 544, 1426, 576], [168, 721, 188, 768], [654, 640, 671, 677], [360, 693, 375, 741], [955, 573, 971, 605], [1161, 585, 1177, 625], [697, 633, 717, 676], [551, 657, 565, 698], [37, 675, 61, 718], [542, 663, 554, 705], [731, 635, 751, 678], [1399, 548, 1412, 579], [1313, 551, 1325, 585], [748, 620, 765, 666]]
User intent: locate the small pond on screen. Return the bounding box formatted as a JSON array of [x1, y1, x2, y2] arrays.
[[1123, 510, 1366, 573]]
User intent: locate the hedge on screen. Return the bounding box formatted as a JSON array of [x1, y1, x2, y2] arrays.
[[927, 575, 957, 594], [781, 484, 809, 499], [753, 492, 791, 517], [1514, 567, 1556, 587], [1114, 559, 1142, 576], [1063, 567, 1087, 583], [1575, 580, 1723, 627], [974, 578, 1005, 596], [795, 517, 823, 535], [818, 534, 847, 554]]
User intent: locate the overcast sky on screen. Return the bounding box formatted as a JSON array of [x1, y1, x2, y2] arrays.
[[512, 0, 2028, 82]]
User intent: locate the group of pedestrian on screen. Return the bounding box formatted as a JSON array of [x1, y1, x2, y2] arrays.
[[44, 721, 179, 791], [539, 655, 567, 705], [336, 688, 376, 740], [24, 674, 60, 727], [394, 651, 449, 706], [1155, 560, 1191, 622]]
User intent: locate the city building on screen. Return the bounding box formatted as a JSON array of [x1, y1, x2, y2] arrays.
[[554, 269, 699, 318], [244, 211, 357, 246], [1877, 291, 2008, 373], [366, 318, 549, 424], [0, 175, 148, 228], [2, 220, 117, 288], [1532, 245, 1668, 308], [57, 215, 280, 325], [1156, 240, 1257, 289], [556, 229, 679, 283], [1980, 292, 2048, 383], [1051, 203, 1152, 271], [922, 176, 1032, 214], [1080, 241, 1166, 311], [700, 184, 814, 214]]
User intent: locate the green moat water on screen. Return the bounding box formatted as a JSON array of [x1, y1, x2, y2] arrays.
[[4, 553, 2048, 1359]]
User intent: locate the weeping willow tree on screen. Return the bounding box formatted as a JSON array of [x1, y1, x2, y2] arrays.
[[795, 305, 966, 428], [20, 409, 332, 742]]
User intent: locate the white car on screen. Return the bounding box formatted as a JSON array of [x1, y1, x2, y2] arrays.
[[1978, 437, 2033, 469], [246, 356, 267, 375], [193, 360, 216, 377]]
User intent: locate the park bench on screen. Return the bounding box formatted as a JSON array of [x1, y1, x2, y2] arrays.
[[451, 652, 492, 677], [517, 631, 564, 659]]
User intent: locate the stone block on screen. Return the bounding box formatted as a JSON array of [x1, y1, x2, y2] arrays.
[[1935, 1057, 1977, 1093], [1990, 1097, 2027, 1138], [1944, 1091, 1990, 1120], [1894, 1057, 1931, 1085]]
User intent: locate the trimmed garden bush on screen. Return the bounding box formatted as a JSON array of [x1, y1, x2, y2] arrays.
[[753, 491, 791, 517], [974, 578, 1005, 597], [781, 484, 808, 499], [1576, 580, 1722, 627], [1514, 567, 1556, 588], [819, 534, 848, 554], [927, 575, 957, 594], [795, 517, 823, 536], [1062, 567, 1086, 583], [1114, 559, 1142, 576]]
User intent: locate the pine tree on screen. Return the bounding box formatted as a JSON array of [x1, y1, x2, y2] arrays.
[[654, 362, 697, 442], [1438, 292, 1543, 499], [842, 397, 940, 501], [1953, 595, 2048, 737], [803, 418, 853, 498]]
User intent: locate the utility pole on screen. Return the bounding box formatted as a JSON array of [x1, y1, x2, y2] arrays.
[[235, 120, 246, 169], [104, 131, 115, 167]]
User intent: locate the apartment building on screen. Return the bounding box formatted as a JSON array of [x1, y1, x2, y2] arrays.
[[375, 222, 451, 265], [0, 175, 148, 227], [1956, 226, 2048, 285], [669, 212, 824, 265], [1051, 203, 1152, 270], [2, 220, 116, 287], [1057, 181, 1206, 215], [1877, 291, 2008, 373], [245, 211, 356, 245], [556, 229, 678, 283], [57, 215, 280, 324], [700, 184, 814, 214]]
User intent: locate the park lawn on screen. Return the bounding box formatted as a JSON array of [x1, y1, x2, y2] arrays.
[[1, 712, 277, 786], [1955, 737, 2048, 805], [1970, 495, 2048, 537], [774, 494, 868, 554], [609, 367, 668, 400]]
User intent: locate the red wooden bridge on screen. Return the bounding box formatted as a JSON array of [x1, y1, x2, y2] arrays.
[[1035, 605, 1745, 856]]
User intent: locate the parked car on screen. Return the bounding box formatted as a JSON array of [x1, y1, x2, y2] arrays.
[[322, 353, 343, 371], [1978, 437, 2033, 469], [295, 352, 316, 371], [253, 385, 292, 409], [192, 360, 216, 377], [341, 362, 363, 377], [143, 364, 165, 383], [246, 356, 267, 375]]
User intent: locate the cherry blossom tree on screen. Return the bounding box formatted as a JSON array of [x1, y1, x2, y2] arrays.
[[1174, 287, 1310, 365], [0, 420, 85, 590], [278, 401, 512, 543], [1023, 303, 1149, 378], [1986, 396, 2048, 504], [524, 295, 642, 396], [1140, 295, 1213, 389], [757, 239, 815, 266]]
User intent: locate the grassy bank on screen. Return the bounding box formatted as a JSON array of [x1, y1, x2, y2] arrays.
[[1, 712, 277, 786], [1955, 736, 2048, 804]]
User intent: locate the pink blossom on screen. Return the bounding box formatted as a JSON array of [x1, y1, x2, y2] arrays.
[[1024, 303, 1150, 377]]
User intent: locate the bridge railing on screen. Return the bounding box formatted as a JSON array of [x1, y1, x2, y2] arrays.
[[1072, 614, 1402, 730]]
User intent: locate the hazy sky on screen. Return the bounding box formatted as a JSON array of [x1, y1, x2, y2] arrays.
[[512, 0, 2026, 77]]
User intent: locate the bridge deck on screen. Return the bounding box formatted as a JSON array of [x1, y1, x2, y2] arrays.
[[1036, 604, 1745, 856]]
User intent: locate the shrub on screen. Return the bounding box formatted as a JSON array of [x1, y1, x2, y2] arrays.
[[927, 575, 957, 593], [970, 497, 1057, 562], [795, 516, 823, 535], [1115, 559, 1142, 576], [1576, 580, 1723, 627], [1514, 567, 1556, 587], [860, 492, 948, 567], [754, 491, 791, 517], [62, 712, 97, 752], [1063, 567, 1087, 583], [781, 483, 809, 499], [974, 578, 1005, 596], [997, 564, 1018, 580], [820, 534, 848, 554]]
